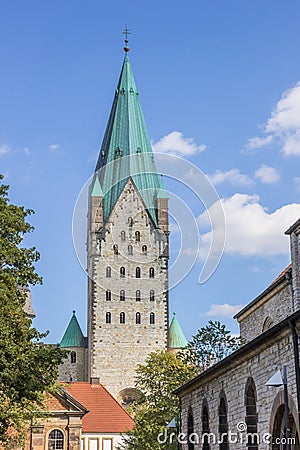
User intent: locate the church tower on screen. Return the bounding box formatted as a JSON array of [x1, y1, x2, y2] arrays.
[[87, 41, 169, 401]]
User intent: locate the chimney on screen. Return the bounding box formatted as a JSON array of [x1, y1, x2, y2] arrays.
[[285, 218, 300, 310], [90, 377, 100, 385]]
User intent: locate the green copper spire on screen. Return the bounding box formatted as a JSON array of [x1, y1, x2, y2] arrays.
[[169, 312, 188, 349], [60, 311, 86, 348], [94, 52, 165, 226]]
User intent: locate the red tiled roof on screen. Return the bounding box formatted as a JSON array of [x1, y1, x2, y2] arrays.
[[64, 382, 135, 433]]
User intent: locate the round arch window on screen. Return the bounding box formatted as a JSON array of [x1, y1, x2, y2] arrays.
[[48, 429, 64, 449]]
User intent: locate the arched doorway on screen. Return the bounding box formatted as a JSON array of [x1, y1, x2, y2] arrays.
[[270, 391, 299, 450]]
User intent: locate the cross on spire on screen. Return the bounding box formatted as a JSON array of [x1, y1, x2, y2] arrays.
[[123, 26, 131, 52]]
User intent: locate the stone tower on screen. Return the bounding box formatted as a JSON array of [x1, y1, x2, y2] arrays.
[[58, 311, 87, 382], [87, 47, 169, 401]]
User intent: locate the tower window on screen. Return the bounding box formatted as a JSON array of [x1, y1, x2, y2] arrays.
[[120, 312, 125, 324], [70, 351, 76, 364], [150, 290, 155, 302], [113, 244, 119, 255], [149, 267, 154, 278], [106, 289, 111, 301], [128, 245, 133, 256], [136, 290, 141, 302], [121, 230, 126, 242], [136, 312, 141, 324], [120, 266, 125, 278], [136, 267, 141, 278], [48, 429, 64, 450], [150, 312, 155, 325], [142, 245, 147, 255], [135, 231, 140, 242], [120, 290, 125, 302], [128, 217, 133, 227], [106, 312, 111, 324], [106, 266, 111, 278]]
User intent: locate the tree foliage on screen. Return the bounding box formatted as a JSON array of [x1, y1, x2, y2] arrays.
[[0, 175, 65, 444], [120, 350, 197, 450], [182, 320, 243, 371]]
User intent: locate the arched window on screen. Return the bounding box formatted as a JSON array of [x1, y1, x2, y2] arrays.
[[120, 290, 125, 302], [128, 245, 133, 256], [136, 267, 141, 278], [121, 230, 126, 242], [106, 266, 111, 278], [135, 231, 140, 242], [202, 401, 210, 450], [245, 378, 258, 450], [136, 290, 141, 302], [106, 289, 111, 301], [106, 312, 111, 324], [136, 312, 141, 324], [48, 429, 64, 450], [120, 312, 125, 324], [219, 394, 229, 450], [150, 290, 155, 302], [262, 316, 274, 332], [187, 411, 194, 450], [120, 266, 125, 278], [142, 245, 147, 255], [128, 217, 133, 227], [149, 267, 154, 278], [113, 244, 119, 255], [150, 312, 155, 324], [70, 351, 76, 364]]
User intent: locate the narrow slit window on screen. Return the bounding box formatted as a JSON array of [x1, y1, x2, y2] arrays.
[[106, 289, 111, 301], [106, 266, 111, 278], [150, 290, 155, 302], [128, 245, 133, 256], [150, 312, 155, 325], [136, 312, 141, 324], [136, 290, 141, 302], [121, 230, 126, 242], [135, 231, 140, 242], [70, 351, 76, 364], [120, 312, 125, 324], [106, 312, 111, 324], [136, 267, 141, 278], [142, 245, 147, 255], [120, 290, 125, 301], [120, 266, 125, 278], [149, 267, 154, 278], [113, 244, 119, 255]]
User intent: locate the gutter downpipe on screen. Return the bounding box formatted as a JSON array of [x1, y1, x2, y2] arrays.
[[286, 268, 300, 432]]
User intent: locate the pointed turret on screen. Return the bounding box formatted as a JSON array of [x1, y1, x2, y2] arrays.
[[94, 52, 166, 226], [168, 312, 188, 353], [60, 311, 86, 348]]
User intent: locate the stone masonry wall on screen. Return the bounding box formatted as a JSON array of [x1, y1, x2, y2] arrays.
[[87, 180, 168, 399], [179, 327, 298, 450], [238, 282, 293, 342], [58, 346, 86, 382]]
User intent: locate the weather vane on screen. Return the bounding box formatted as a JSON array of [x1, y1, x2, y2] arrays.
[[123, 26, 131, 52]]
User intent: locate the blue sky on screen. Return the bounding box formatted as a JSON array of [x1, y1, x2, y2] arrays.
[[1, 0, 300, 343]]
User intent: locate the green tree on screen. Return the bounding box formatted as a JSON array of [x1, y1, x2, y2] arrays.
[[0, 175, 65, 444], [182, 320, 243, 371], [120, 350, 197, 450]]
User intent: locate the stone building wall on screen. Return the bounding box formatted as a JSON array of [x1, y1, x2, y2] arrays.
[[238, 281, 293, 342], [58, 346, 87, 382], [87, 180, 169, 399], [179, 326, 298, 450]]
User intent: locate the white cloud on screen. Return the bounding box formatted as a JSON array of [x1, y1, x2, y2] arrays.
[[204, 303, 245, 318], [254, 165, 280, 184], [208, 168, 253, 186], [49, 143, 61, 152], [153, 131, 206, 156], [198, 193, 300, 257], [246, 81, 300, 156], [23, 147, 31, 156], [0, 145, 10, 155]]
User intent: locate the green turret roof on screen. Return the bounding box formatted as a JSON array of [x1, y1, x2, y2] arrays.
[[94, 52, 165, 226], [60, 311, 86, 348], [169, 312, 188, 349]]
